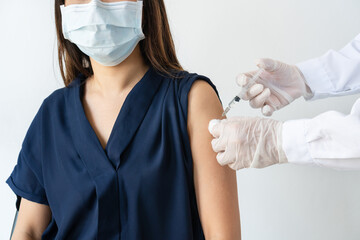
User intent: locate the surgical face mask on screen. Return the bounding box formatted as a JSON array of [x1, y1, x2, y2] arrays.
[[60, 0, 145, 66]]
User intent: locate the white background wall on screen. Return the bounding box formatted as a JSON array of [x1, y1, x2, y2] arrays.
[[1, 0, 360, 239]]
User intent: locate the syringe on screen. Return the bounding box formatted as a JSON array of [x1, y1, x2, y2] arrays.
[[222, 68, 265, 117]]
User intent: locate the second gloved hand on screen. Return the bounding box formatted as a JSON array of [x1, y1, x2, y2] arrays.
[[237, 58, 313, 116], [208, 116, 288, 170]]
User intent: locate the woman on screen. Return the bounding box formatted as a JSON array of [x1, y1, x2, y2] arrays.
[[6, 0, 240, 239]]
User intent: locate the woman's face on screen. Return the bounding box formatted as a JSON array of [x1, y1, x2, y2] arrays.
[[65, 0, 137, 6]]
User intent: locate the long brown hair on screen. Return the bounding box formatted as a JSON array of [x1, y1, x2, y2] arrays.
[[54, 0, 183, 87]]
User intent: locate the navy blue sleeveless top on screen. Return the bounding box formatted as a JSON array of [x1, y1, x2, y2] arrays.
[[6, 66, 222, 239]]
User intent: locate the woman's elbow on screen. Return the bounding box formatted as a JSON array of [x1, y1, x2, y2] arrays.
[[11, 230, 41, 240]]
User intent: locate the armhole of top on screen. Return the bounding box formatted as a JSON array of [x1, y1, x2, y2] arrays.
[[177, 73, 223, 186], [16, 195, 21, 211], [179, 74, 222, 122]]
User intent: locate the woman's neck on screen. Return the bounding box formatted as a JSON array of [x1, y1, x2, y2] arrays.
[[88, 45, 149, 97]]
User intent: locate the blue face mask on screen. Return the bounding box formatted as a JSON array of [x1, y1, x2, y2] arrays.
[[60, 0, 145, 66]]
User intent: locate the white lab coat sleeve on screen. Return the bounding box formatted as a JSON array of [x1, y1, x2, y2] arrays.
[[296, 33, 360, 101], [282, 98, 360, 170]]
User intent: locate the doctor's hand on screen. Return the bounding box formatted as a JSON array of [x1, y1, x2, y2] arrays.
[[237, 58, 313, 116], [208, 116, 288, 170]]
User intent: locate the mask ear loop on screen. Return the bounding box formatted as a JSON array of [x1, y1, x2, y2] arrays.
[[82, 57, 90, 68]]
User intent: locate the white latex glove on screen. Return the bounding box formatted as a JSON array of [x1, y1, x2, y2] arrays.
[[237, 58, 313, 116], [208, 116, 288, 170]]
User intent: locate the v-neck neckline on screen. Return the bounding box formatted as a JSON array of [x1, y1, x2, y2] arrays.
[[76, 66, 153, 155], [70, 65, 163, 171]]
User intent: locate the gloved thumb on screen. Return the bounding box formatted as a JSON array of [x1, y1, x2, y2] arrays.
[[256, 58, 280, 72], [261, 105, 274, 117], [208, 119, 222, 138], [261, 94, 281, 116]]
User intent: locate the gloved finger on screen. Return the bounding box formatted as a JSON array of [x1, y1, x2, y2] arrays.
[[211, 138, 226, 152], [216, 147, 236, 166], [228, 160, 244, 171], [256, 58, 281, 72], [244, 84, 264, 101], [249, 88, 271, 109], [208, 119, 222, 138], [236, 72, 261, 100], [226, 115, 253, 123], [236, 71, 258, 88]]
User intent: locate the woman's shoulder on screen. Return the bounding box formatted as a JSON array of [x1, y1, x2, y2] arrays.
[[41, 75, 83, 110], [163, 70, 219, 99], [163, 69, 222, 119], [38, 88, 67, 115], [44, 87, 66, 103], [167, 69, 209, 85]]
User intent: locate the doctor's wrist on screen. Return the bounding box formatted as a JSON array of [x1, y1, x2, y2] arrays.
[[295, 66, 314, 100], [277, 122, 288, 164]]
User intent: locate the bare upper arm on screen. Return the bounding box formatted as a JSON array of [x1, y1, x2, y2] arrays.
[[187, 80, 241, 239], [11, 198, 51, 240]]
